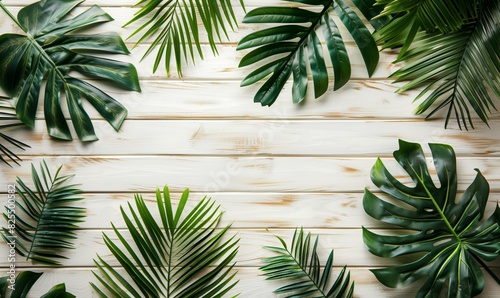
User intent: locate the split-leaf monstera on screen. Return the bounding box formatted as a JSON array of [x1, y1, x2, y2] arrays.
[[0, 0, 141, 141], [363, 140, 500, 297], [237, 0, 382, 106]]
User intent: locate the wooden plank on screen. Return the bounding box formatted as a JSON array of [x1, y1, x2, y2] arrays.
[[2, 156, 500, 193], [22, 80, 423, 120], [11, 119, 500, 156], [13, 79, 495, 124], [11, 266, 500, 297], [5, 192, 496, 230], [4, 229, 500, 268]]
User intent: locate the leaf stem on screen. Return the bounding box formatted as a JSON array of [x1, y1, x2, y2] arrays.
[[471, 253, 500, 285], [0, 2, 26, 31]]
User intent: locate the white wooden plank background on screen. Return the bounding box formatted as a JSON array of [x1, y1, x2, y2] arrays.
[[1, 0, 499, 297]]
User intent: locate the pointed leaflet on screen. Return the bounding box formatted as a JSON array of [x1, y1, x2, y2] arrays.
[[0, 97, 30, 167], [260, 228, 354, 297], [92, 186, 240, 297], [363, 140, 500, 297], [124, 0, 242, 76], [238, 0, 378, 106], [1, 161, 84, 265], [390, 1, 500, 129], [374, 0, 479, 52], [0, 0, 140, 141]]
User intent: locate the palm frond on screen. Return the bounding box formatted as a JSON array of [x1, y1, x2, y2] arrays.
[[260, 227, 354, 297], [91, 186, 240, 297], [0, 271, 75, 297], [0, 97, 30, 167], [1, 161, 85, 265], [390, 1, 500, 129], [125, 0, 244, 76], [237, 0, 379, 106], [374, 0, 479, 55]]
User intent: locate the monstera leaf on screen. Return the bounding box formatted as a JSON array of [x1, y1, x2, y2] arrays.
[[0, 0, 141, 141], [0, 97, 30, 166], [260, 228, 354, 297], [0, 271, 75, 298], [363, 140, 500, 297], [91, 186, 240, 297], [237, 0, 381, 106], [125, 0, 244, 76], [1, 161, 85, 265]]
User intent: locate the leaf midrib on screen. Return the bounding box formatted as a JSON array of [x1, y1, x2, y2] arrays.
[[284, 246, 328, 297], [259, 1, 333, 100], [408, 161, 461, 241], [26, 174, 54, 261]]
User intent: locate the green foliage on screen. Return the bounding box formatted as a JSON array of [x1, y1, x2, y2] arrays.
[[0, 97, 30, 167], [363, 140, 500, 297], [91, 186, 240, 298], [0, 0, 141, 141], [1, 161, 85, 265], [373, 0, 499, 128], [374, 0, 479, 53], [0, 271, 75, 298], [237, 0, 380, 106], [260, 228, 354, 297], [125, 0, 244, 76]]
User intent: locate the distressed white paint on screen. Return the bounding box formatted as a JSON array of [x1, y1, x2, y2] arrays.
[[1, 1, 499, 297]]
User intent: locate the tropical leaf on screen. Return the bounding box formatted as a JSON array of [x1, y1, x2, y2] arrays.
[[0, 96, 30, 167], [91, 186, 240, 297], [260, 227, 354, 297], [373, 0, 479, 53], [125, 0, 244, 76], [363, 140, 500, 297], [0, 0, 141, 141], [390, 1, 500, 129], [1, 161, 85, 265], [237, 0, 380, 106], [0, 271, 75, 298]]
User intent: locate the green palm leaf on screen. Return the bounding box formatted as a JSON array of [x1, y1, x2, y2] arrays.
[[91, 186, 240, 297], [260, 228, 354, 297], [390, 1, 500, 129], [0, 97, 30, 167], [0, 0, 141, 141], [0, 271, 75, 298], [363, 140, 500, 297], [125, 0, 244, 76], [237, 0, 379, 106], [1, 161, 85, 265], [373, 0, 479, 54]]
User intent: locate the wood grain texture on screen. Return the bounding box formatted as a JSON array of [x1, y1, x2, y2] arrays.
[[1, 0, 499, 297]]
